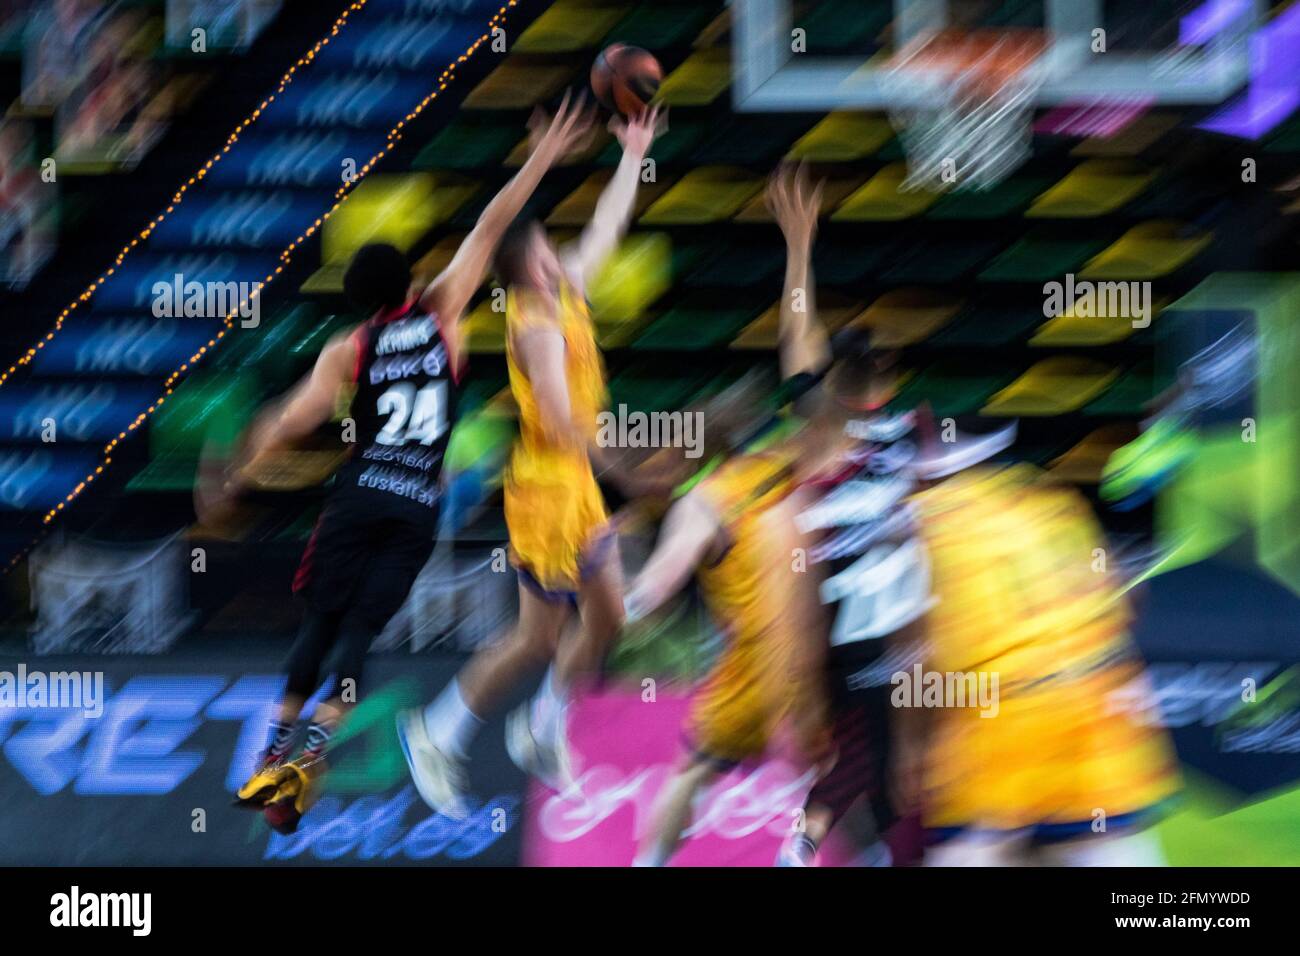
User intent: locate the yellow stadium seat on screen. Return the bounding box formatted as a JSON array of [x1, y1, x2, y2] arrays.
[[546, 171, 672, 226], [733, 174, 866, 223], [463, 60, 577, 108], [640, 166, 763, 223], [981, 357, 1120, 416], [504, 128, 611, 167], [831, 163, 940, 221], [854, 288, 964, 347], [1025, 160, 1156, 218], [1049, 424, 1140, 484], [305, 174, 470, 293], [514, 2, 632, 52], [730, 293, 862, 349], [786, 113, 895, 162], [1031, 297, 1166, 345], [1078, 221, 1212, 279], [462, 300, 508, 354], [657, 49, 731, 106]]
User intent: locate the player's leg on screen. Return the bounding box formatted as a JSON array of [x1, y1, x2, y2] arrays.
[[235, 605, 343, 812], [633, 755, 721, 867], [403, 576, 569, 816], [560, 532, 624, 686], [503, 532, 622, 786]]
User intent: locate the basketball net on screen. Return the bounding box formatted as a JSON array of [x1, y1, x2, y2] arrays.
[[882, 29, 1047, 193]]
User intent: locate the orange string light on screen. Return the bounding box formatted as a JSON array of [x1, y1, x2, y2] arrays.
[[5, 1, 520, 571], [0, 0, 375, 392]]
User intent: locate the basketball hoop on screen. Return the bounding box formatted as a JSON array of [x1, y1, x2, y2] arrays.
[[881, 29, 1048, 193]]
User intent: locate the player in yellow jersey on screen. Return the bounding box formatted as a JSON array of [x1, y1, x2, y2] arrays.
[[624, 446, 830, 867], [907, 457, 1179, 865], [399, 104, 665, 817]]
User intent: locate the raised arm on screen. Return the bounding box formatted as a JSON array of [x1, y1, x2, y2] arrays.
[[623, 490, 721, 622], [420, 92, 596, 334], [767, 163, 831, 381], [561, 105, 664, 294], [245, 330, 356, 466], [197, 329, 355, 521]]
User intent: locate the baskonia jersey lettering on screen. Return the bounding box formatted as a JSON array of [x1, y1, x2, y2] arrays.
[[335, 303, 458, 510]]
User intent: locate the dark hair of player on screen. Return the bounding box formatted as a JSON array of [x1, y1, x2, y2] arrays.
[[826, 327, 876, 404], [493, 216, 543, 289], [343, 242, 411, 315]]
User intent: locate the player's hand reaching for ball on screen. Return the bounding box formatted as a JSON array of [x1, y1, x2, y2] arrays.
[[609, 102, 666, 158], [528, 90, 598, 165], [767, 162, 825, 250]]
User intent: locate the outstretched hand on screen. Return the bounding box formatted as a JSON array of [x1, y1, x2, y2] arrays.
[[528, 89, 598, 164], [766, 161, 825, 247], [609, 102, 666, 157]]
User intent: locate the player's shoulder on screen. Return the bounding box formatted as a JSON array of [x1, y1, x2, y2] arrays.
[[698, 450, 794, 518]]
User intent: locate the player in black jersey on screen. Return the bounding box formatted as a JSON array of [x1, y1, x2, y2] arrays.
[[199, 94, 596, 832]]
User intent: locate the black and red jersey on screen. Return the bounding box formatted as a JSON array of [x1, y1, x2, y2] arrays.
[[334, 301, 460, 512]]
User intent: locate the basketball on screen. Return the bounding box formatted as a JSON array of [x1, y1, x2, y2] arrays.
[[591, 43, 662, 117]]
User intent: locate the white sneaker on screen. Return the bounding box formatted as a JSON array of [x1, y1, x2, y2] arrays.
[[396, 708, 471, 820], [505, 705, 575, 792], [775, 834, 818, 867]]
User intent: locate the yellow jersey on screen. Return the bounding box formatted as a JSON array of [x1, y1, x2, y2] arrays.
[[503, 281, 611, 593], [912, 465, 1178, 830], [688, 451, 803, 763]]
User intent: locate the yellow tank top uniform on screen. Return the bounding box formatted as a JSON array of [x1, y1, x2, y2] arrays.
[[687, 451, 800, 764], [504, 282, 611, 595], [912, 465, 1179, 834]]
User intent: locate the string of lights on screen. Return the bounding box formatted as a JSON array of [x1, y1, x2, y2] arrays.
[[5, 0, 521, 572], [0, 0, 374, 392]]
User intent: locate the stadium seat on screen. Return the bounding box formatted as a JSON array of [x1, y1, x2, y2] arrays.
[[1025, 160, 1157, 218], [927, 176, 1053, 219], [831, 163, 940, 220], [980, 357, 1121, 415], [639, 166, 763, 223], [513, 1, 633, 52], [463, 59, 577, 108], [546, 171, 671, 226], [786, 113, 895, 162], [1050, 423, 1141, 483], [978, 231, 1110, 282], [855, 288, 965, 347], [731, 292, 862, 349], [1078, 221, 1212, 279], [656, 48, 732, 106]]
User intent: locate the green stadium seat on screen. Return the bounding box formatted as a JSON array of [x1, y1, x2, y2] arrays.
[[889, 361, 1020, 417], [978, 231, 1110, 282], [631, 294, 763, 349], [927, 176, 1053, 219], [129, 373, 257, 492]]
